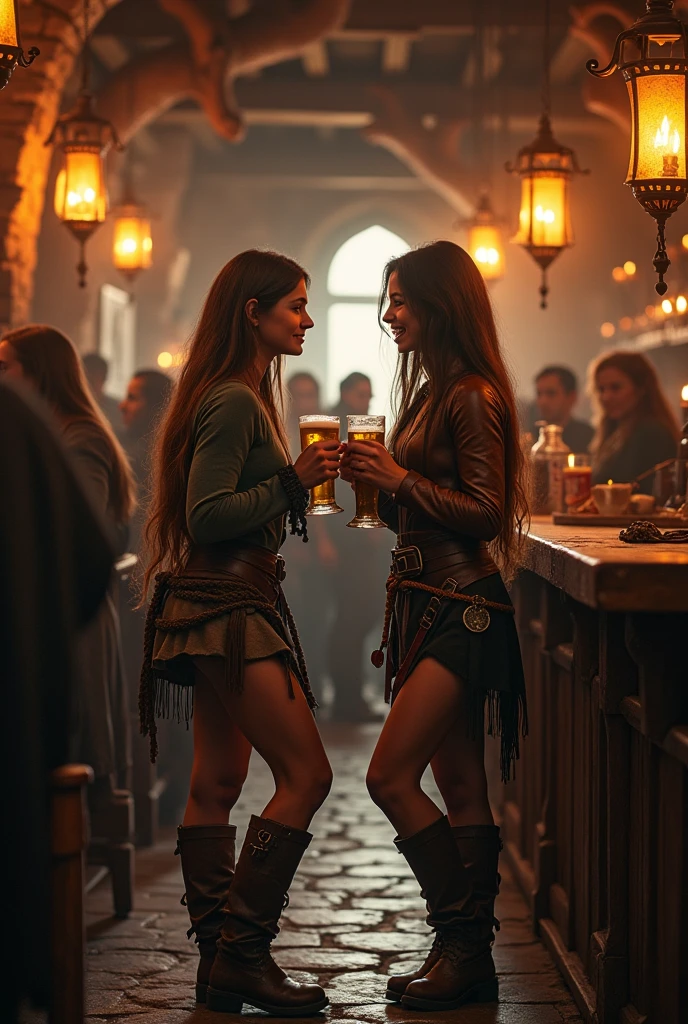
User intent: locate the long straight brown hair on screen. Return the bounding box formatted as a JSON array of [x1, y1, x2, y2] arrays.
[[381, 240, 529, 580], [3, 324, 135, 523], [142, 249, 309, 595], [588, 350, 680, 457]]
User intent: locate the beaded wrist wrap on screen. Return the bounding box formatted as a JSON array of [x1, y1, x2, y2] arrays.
[[278, 465, 309, 542]]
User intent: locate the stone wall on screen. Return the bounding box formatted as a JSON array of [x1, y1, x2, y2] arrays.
[[0, 0, 121, 327]]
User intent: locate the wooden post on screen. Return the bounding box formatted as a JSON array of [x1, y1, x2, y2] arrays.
[[50, 764, 93, 1024]]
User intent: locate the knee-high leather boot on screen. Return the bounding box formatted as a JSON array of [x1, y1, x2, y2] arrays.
[[206, 815, 328, 1017], [385, 822, 502, 1003], [389, 815, 497, 1011], [175, 823, 237, 1003]]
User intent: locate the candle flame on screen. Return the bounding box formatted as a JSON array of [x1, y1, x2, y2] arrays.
[[568, 454, 575, 468], [654, 116, 681, 153], [682, 384, 688, 402], [607, 479, 613, 485]]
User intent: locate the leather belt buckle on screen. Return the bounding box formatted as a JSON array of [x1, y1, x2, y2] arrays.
[[391, 545, 423, 579], [275, 555, 286, 583], [419, 577, 458, 629]]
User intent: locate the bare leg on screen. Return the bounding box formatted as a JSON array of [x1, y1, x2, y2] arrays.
[[431, 695, 493, 828], [183, 663, 252, 826], [195, 655, 332, 830], [367, 656, 469, 837]]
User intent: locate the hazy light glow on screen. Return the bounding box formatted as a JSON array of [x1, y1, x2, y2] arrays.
[[327, 302, 396, 419], [623, 260, 636, 276], [662, 298, 674, 314], [682, 233, 688, 250], [681, 384, 688, 402], [157, 351, 173, 369], [612, 266, 626, 282], [677, 295, 688, 313], [619, 316, 633, 330], [600, 322, 616, 338], [327, 225, 409, 297]]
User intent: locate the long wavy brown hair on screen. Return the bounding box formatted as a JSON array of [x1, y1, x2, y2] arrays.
[[381, 240, 529, 580], [142, 249, 309, 597], [588, 350, 680, 460], [3, 324, 134, 523]]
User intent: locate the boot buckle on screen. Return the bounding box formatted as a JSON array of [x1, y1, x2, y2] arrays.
[[250, 829, 276, 859]]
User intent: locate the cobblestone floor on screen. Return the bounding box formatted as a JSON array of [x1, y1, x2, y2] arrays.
[[85, 725, 582, 1024]]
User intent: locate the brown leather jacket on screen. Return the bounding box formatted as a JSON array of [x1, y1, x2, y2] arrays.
[[380, 374, 505, 590]]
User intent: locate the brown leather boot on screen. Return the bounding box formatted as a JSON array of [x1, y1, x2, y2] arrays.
[[206, 815, 328, 1017], [385, 822, 502, 1002], [175, 823, 237, 1003], [389, 815, 497, 1012]]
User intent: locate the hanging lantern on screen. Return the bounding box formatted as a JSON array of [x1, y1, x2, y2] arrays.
[[467, 194, 505, 282], [587, 0, 688, 295], [112, 196, 153, 281], [46, 0, 121, 287], [0, 0, 39, 89], [507, 114, 587, 308]]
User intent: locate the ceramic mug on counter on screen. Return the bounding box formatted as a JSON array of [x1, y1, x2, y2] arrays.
[[592, 482, 633, 515]]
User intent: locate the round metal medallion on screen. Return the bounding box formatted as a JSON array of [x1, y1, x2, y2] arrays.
[[463, 597, 490, 633]]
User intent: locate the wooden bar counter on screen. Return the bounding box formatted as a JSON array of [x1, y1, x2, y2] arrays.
[[505, 518, 687, 1024]]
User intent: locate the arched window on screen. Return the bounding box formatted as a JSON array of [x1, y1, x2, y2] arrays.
[[326, 225, 410, 418]]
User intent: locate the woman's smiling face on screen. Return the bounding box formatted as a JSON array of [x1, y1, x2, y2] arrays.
[[382, 270, 421, 353]]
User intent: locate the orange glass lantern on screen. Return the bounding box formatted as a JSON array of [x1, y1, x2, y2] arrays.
[[507, 114, 587, 308], [0, 0, 39, 89], [467, 194, 505, 282], [587, 0, 688, 294], [112, 203, 153, 280], [46, 0, 121, 287]]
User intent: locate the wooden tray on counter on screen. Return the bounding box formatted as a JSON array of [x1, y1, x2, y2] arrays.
[[552, 512, 688, 527]]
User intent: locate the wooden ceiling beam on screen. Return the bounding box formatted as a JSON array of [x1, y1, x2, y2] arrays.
[[345, 0, 577, 31], [382, 36, 413, 74]]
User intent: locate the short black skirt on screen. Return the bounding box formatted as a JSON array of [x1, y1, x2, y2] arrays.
[[393, 572, 527, 782]]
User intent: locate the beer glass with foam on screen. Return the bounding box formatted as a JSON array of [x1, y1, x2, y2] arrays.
[[346, 415, 386, 529], [298, 415, 343, 515]]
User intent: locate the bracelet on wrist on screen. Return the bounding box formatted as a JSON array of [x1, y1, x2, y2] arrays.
[[277, 465, 309, 543]]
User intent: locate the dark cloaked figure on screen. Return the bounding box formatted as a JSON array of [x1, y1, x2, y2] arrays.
[[0, 326, 136, 788], [342, 240, 529, 1012], [138, 250, 339, 1016], [589, 351, 680, 493], [0, 383, 113, 1022]]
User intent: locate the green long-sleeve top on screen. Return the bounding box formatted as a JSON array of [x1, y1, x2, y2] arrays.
[[186, 381, 291, 553]]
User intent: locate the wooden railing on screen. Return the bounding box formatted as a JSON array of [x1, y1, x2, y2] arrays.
[[502, 521, 688, 1024]]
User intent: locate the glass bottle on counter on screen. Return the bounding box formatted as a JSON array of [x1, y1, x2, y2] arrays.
[[531, 423, 571, 514]]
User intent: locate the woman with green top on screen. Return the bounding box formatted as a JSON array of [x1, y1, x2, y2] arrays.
[[139, 250, 340, 1017]]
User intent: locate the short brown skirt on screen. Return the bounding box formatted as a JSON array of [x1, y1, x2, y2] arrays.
[[152, 593, 290, 688]]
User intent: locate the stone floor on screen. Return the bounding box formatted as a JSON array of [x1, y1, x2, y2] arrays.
[[84, 725, 582, 1024]]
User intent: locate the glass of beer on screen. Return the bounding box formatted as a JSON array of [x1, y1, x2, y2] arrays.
[[346, 415, 387, 529], [298, 415, 343, 515]]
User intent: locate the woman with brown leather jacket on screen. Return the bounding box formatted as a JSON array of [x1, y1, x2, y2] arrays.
[[342, 240, 529, 1012], [139, 250, 340, 1017]]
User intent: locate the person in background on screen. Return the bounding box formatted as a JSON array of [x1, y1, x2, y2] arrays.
[[330, 371, 373, 421], [83, 352, 123, 434], [120, 369, 173, 548], [327, 371, 387, 723], [589, 351, 680, 494], [283, 370, 334, 705], [532, 365, 594, 452], [0, 325, 135, 805]]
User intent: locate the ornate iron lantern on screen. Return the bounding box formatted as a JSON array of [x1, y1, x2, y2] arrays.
[[587, 0, 688, 294], [507, 0, 587, 308], [467, 194, 505, 282], [47, 0, 121, 287], [0, 0, 39, 89]]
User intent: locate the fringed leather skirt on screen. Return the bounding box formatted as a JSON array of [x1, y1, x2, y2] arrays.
[[139, 544, 315, 762]]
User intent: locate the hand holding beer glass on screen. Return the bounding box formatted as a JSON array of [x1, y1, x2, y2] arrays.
[[298, 415, 344, 514], [346, 415, 387, 528]]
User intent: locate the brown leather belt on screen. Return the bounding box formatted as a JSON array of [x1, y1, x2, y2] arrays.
[[184, 543, 285, 604], [392, 532, 486, 587]]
